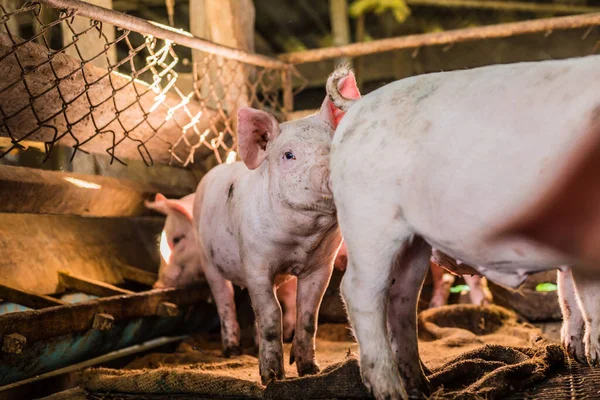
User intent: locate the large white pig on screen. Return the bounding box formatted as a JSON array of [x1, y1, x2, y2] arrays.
[[145, 194, 300, 343], [191, 73, 361, 384], [327, 57, 600, 399]]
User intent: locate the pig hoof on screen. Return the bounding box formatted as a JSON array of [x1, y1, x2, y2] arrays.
[[297, 361, 320, 376], [223, 345, 243, 358], [562, 331, 586, 363], [361, 361, 408, 400], [584, 331, 600, 366], [260, 358, 285, 385]]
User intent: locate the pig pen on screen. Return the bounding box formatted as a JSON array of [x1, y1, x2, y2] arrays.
[[0, 1, 599, 399]]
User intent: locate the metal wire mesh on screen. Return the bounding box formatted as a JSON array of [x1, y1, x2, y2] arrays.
[[0, 1, 297, 167]]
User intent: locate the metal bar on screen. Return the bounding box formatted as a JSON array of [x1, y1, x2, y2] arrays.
[[58, 271, 134, 297], [279, 13, 600, 64], [0, 285, 66, 309], [37, 0, 289, 70], [407, 0, 600, 15], [0, 335, 188, 393]]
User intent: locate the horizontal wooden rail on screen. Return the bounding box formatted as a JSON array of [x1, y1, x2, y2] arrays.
[[0, 285, 66, 309], [279, 13, 600, 64], [58, 271, 134, 297]]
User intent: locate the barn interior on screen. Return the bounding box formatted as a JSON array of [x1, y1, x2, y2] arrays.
[[0, 0, 599, 399]]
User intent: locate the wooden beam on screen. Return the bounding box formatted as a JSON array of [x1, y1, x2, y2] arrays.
[[0, 164, 191, 217], [0, 213, 164, 295], [329, 0, 352, 66], [0, 284, 212, 342], [0, 31, 215, 166], [406, 0, 600, 15], [58, 271, 134, 297], [0, 285, 66, 309], [279, 13, 600, 64], [117, 264, 158, 287]]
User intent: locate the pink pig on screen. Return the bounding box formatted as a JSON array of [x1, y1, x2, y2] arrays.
[[190, 72, 361, 384], [145, 193, 300, 343]]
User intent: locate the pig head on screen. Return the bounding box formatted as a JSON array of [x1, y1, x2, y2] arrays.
[[145, 193, 202, 288]]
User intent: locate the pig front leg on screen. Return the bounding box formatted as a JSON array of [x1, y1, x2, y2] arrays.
[[569, 268, 600, 365], [276, 277, 297, 343], [290, 263, 334, 376], [558, 268, 586, 362], [388, 237, 431, 394], [203, 265, 241, 357], [428, 262, 455, 309], [247, 276, 285, 384]]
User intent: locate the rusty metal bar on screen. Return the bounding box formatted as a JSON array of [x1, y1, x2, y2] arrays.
[[407, 0, 600, 15], [279, 13, 600, 64], [37, 0, 289, 70]]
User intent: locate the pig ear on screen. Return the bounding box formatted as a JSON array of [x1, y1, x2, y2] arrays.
[[237, 107, 281, 170], [319, 70, 361, 130], [145, 193, 193, 221]]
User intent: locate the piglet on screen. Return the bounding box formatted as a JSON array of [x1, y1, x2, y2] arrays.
[[145, 193, 300, 343], [191, 72, 360, 383]]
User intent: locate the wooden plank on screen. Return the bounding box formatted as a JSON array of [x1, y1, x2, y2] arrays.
[[58, 271, 134, 297], [0, 213, 163, 294], [0, 285, 66, 309], [117, 264, 158, 287], [0, 30, 217, 165], [0, 284, 212, 342]]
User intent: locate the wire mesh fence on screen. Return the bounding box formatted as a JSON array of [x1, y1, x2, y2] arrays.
[[0, 0, 301, 167]]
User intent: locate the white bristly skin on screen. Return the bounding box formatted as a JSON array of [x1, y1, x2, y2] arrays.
[[328, 55, 600, 400]]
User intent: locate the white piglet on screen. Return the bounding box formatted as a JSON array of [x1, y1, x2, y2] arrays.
[[192, 73, 361, 384], [327, 57, 600, 400]]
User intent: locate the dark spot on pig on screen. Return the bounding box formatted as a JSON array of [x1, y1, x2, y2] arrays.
[[391, 279, 396, 285], [303, 312, 316, 335], [542, 66, 571, 83], [227, 183, 234, 200], [413, 81, 438, 104], [263, 326, 279, 342], [400, 296, 411, 304], [340, 126, 357, 145], [367, 120, 379, 131], [209, 245, 215, 259], [487, 261, 514, 266], [216, 264, 225, 275], [394, 206, 404, 220]]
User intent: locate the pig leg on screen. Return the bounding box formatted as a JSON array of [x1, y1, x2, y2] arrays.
[[388, 236, 431, 394], [428, 262, 455, 309], [276, 277, 297, 343], [247, 276, 285, 384], [290, 264, 334, 376], [558, 268, 586, 362], [567, 268, 600, 365], [339, 221, 412, 400], [203, 265, 241, 357], [464, 275, 492, 306]]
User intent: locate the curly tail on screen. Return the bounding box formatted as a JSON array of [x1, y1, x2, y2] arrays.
[[326, 65, 357, 113]]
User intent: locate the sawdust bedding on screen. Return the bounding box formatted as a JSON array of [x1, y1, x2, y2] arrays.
[[71, 304, 569, 399]]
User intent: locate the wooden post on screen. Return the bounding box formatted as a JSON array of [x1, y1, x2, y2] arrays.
[[2, 333, 26, 354], [92, 313, 115, 330], [281, 68, 294, 120], [61, 0, 117, 70], [190, 0, 255, 115], [329, 0, 352, 67]]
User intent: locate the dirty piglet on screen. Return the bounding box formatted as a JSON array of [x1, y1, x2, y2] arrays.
[[192, 71, 361, 384]]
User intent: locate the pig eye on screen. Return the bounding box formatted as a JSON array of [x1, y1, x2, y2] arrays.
[[283, 151, 296, 160], [172, 235, 185, 246]]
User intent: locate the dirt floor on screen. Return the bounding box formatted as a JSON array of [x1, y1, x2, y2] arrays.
[[63, 304, 582, 399]]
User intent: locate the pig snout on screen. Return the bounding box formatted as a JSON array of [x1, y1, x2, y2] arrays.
[[153, 280, 165, 289]]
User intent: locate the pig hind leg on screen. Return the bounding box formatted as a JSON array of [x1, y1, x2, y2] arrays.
[[568, 268, 600, 365], [464, 275, 492, 306], [428, 262, 455, 309], [337, 199, 412, 399], [388, 236, 432, 394], [203, 263, 241, 357], [557, 268, 586, 362], [276, 277, 297, 343]]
